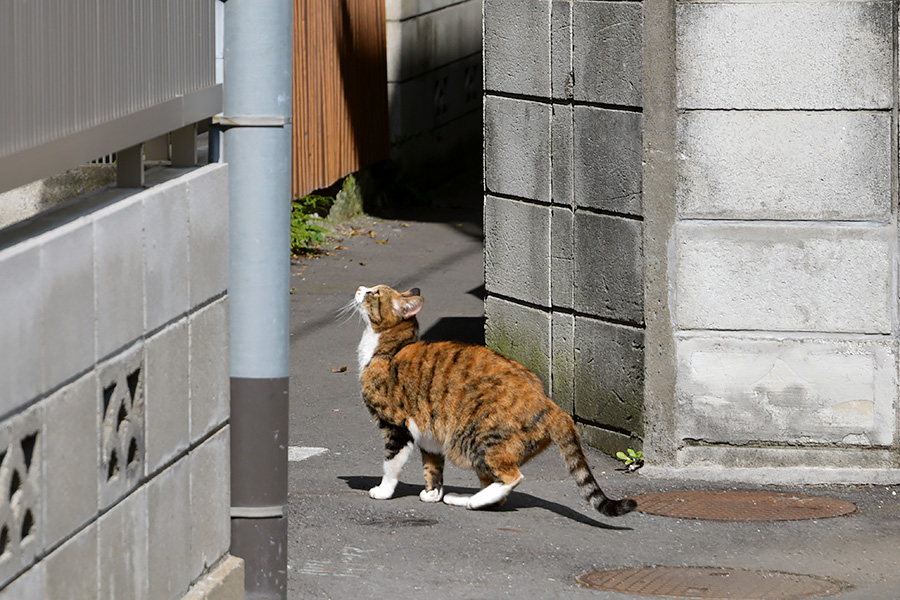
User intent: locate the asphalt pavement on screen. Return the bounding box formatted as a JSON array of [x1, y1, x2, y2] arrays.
[[285, 172, 900, 600]]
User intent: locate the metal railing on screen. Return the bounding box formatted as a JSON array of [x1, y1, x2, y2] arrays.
[[0, 0, 222, 195]]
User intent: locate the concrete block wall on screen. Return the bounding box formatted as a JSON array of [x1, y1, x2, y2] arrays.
[[664, 0, 899, 476], [0, 165, 243, 598], [386, 0, 483, 180], [485, 0, 900, 477], [483, 0, 646, 453]]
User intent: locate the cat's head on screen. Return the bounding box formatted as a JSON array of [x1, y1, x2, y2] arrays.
[[355, 285, 423, 331]]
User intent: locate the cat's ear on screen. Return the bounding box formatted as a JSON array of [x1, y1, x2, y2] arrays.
[[393, 295, 423, 319], [401, 287, 421, 298]]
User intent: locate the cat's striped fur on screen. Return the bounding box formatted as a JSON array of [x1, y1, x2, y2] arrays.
[[353, 284, 636, 517]]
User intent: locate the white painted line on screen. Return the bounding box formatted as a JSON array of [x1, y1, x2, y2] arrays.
[[288, 446, 328, 462]]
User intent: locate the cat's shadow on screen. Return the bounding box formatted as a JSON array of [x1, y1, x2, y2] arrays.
[[338, 475, 633, 531]]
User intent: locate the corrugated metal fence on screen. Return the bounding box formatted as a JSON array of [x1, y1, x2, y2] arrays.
[[0, 0, 222, 195], [293, 0, 390, 198]]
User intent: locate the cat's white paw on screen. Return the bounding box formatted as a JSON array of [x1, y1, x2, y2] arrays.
[[368, 485, 394, 500], [419, 487, 443, 503], [442, 493, 471, 508]]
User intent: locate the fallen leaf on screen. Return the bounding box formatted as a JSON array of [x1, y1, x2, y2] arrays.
[[401, 223, 410, 227], [331, 366, 348, 373], [375, 239, 388, 244], [369, 231, 376, 239], [334, 245, 349, 250], [332, 409, 342, 413], [359, 262, 366, 266]]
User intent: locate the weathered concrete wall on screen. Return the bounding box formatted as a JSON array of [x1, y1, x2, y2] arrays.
[[483, 0, 645, 454], [484, 0, 900, 479], [0, 165, 243, 598], [386, 0, 483, 180], [663, 0, 898, 478]]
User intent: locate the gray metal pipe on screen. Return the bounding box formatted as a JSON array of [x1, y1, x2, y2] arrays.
[[223, 0, 293, 598]]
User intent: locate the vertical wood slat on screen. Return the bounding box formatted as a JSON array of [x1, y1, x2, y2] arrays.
[[292, 0, 390, 198]]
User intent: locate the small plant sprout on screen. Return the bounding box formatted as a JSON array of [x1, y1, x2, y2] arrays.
[[616, 448, 644, 472]]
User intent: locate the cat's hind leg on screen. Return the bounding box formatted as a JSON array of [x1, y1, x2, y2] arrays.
[[369, 422, 414, 500], [444, 460, 524, 509], [419, 450, 445, 502]]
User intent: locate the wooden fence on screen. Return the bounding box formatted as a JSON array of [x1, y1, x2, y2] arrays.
[[293, 0, 390, 198]]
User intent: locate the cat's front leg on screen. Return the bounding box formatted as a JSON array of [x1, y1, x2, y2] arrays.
[[418, 450, 444, 502], [369, 421, 414, 500]]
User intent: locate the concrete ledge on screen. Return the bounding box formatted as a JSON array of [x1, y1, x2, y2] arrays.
[[642, 465, 900, 486], [181, 555, 245, 600]]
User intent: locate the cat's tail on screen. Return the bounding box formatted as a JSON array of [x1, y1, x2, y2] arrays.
[[549, 412, 637, 517]]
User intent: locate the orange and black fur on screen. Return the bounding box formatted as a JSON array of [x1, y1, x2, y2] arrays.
[[351, 284, 636, 516]]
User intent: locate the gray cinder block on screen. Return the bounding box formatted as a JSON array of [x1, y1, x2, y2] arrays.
[[573, 316, 644, 435], [45, 525, 98, 600], [190, 427, 230, 576], [484, 96, 551, 202], [484, 0, 550, 96], [145, 319, 190, 474], [675, 336, 896, 447], [40, 220, 94, 392], [484, 195, 551, 307], [677, 111, 892, 221], [188, 165, 229, 307], [148, 459, 192, 600], [573, 212, 643, 325], [95, 195, 144, 360], [0, 242, 41, 413], [573, 106, 642, 216], [573, 0, 642, 107], [98, 486, 149, 600], [144, 179, 190, 332], [190, 297, 230, 443], [675, 222, 893, 334], [43, 374, 99, 550], [485, 295, 551, 387], [550, 206, 574, 309], [677, 2, 892, 109]]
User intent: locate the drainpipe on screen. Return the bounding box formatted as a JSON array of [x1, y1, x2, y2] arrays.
[[223, 0, 292, 598]]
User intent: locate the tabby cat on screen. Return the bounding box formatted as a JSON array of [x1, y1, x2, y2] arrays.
[[351, 284, 636, 517]]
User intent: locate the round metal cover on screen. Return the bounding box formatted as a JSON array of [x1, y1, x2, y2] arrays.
[[577, 567, 845, 599], [634, 490, 856, 522]]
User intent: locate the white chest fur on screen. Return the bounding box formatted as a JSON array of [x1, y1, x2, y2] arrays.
[[357, 326, 380, 375]]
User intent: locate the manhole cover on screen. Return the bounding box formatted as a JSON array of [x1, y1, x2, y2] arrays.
[[362, 516, 437, 527], [634, 490, 856, 522], [577, 567, 845, 599]]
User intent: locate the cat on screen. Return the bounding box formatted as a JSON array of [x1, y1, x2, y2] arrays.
[[350, 284, 636, 517]]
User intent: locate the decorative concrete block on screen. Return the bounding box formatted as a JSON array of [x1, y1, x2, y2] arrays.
[[188, 165, 229, 307], [573, 316, 644, 435], [190, 427, 230, 576], [0, 241, 41, 413], [573, 212, 643, 325], [550, 0, 573, 100], [98, 343, 145, 510], [573, 1, 642, 106], [40, 219, 94, 393], [148, 459, 192, 600], [676, 2, 892, 109], [43, 373, 99, 549], [551, 312, 575, 414], [145, 319, 190, 474], [573, 106, 642, 216], [678, 111, 892, 221], [675, 335, 896, 447], [484, 96, 551, 202], [551, 104, 573, 207], [550, 206, 574, 309], [144, 178, 190, 331], [95, 195, 144, 360], [484, 196, 550, 306], [0, 405, 43, 588], [98, 486, 148, 600], [45, 524, 98, 600], [190, 298, 230, 442], [484, 0, 550, 96], [675, 223, 893, 334], [485, 296, 551, 388], [387, 0, 481, 83]]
